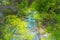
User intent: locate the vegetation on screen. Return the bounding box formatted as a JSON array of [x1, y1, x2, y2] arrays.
[[0, 0, 60, 40]]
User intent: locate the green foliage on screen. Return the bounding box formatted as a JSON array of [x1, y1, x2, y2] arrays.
[[0, 0, 60, 40], [4, 9, 14, 16], [16, 0, 28, 16], [31, 0, 57, 13], [4, 15, 33, 40], [2, 0, 10, 5], [30, 0, 60, 40]]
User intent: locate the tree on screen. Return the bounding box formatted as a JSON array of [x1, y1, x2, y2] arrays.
[[4, 15, 33, 40], [0, 0, 60, 40]]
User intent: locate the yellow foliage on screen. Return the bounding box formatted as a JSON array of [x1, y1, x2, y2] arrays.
[[6, 15, 33, 40], [20, 21, 27, 27], [41, 38, 46, 40], [21, 34, 34, 40], [6, 15, 27, 25]]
